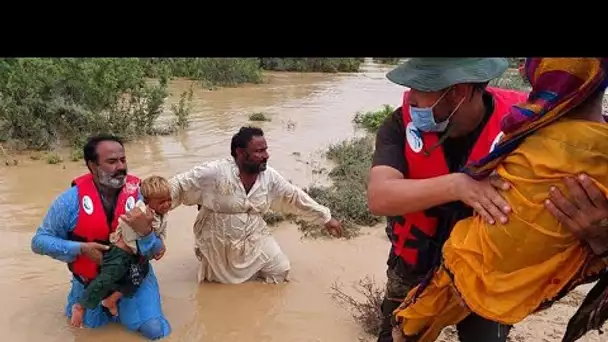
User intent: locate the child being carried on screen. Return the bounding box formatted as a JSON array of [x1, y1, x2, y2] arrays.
[[70, 175, 172, 327]]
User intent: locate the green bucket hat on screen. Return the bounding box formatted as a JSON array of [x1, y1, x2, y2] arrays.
[[386, 58, 509, 92]]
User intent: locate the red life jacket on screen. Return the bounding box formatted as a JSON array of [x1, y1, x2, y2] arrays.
[[391, 87, 528, 274], [68, 173, 141, 283]]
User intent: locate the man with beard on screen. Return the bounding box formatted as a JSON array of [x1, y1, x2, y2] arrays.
[[31, 134, 171, 340], [169, 126, 342, 284]]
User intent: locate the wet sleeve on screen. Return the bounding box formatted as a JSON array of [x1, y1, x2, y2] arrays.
[[268, 168, 332, 225], [136, 234, 162, 259], [168, 162, 216, 208], [371, 108, 408, 176], [30, 187, 82, 263]]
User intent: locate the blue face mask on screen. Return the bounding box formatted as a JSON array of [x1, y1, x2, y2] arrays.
[[409, 88, 465, 132]]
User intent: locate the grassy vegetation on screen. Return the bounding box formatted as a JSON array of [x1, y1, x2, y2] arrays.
[[330, 277, 385, 336], [263, 105, 394, 238], [141, 58, 363, 87], [46, 152, 63, 165], [297, 105, 396, 237], [372, 58, 402, 65], [171, 85, 194, 130], [0, 58, 194, 158], [295, 135, 381, 238], [141, 58, 264, 88], [249, 112, 271, 122], [353, 104, 395, 133], [264, 134, 380, 239], [5, 57, 531, 163], [0, 58, 365, 162], [259, 58, 362, 73]]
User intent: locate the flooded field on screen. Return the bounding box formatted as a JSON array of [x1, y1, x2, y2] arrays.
[[0, 60, 601, 342]]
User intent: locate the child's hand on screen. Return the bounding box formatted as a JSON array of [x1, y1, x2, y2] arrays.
[[153, 242, 166, 260]]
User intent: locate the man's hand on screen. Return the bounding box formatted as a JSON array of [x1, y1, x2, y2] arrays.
[[325, 218, 342, 237], [80, 242, 109, 265], [392, 327, 406, 342], [153, 242, 166, 260], [545, 174, 608, 255], [121, 206, 154, 236], [451, 172, 512, 225]]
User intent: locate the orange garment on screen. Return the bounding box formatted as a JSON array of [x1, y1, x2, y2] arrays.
[[393, 269, 471, 341], [394, 119, 608, 341]]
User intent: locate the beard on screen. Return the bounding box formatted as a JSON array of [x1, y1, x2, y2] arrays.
[[97, 168, 127, 189], [242, 160, 267, 174]]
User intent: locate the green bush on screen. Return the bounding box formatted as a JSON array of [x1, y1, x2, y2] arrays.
[[0, 57, 370, 155], [372, 58, 402, 65], [353, 104, 394, 133], [141, 58, 364, 87], [171, 85, 194, 130], [264, 134, 380, 239], [260, 58, 362, 73], [141, 58, 264, 88], [297, 135, 380, 238], [0, 58, 188, 151], [248, 112, 271, 122]]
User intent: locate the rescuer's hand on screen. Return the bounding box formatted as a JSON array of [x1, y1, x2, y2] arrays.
[[120, 206, 154, 236], [452, 172, 512, 225], [80, 242, 110, 265]]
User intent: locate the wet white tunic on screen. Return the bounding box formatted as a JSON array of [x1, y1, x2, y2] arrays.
[[169, 158, 332, 284]]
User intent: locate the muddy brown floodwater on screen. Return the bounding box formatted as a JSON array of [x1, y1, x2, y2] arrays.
[[0, 60, 603, 342], [0, 61, 403, 342]]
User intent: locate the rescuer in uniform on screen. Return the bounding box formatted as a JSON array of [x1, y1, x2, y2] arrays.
[[31, 134, 171, 340], [367, 58, 529, 341]]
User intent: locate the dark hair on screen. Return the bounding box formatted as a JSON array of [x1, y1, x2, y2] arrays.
[[230, 126, 264, 158], [443, 81, 489, 98], [83, 134, 124, 164], [472, 81, 490, 92], [466, 81, 490, 100]]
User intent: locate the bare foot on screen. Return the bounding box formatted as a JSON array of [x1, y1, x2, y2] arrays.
[[70, 303, 85, 328], [101, 292, 122, 316], [101, 299, 118, 316]]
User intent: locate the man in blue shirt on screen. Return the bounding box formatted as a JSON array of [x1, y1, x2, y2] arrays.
[[30, 134, 171, 340]]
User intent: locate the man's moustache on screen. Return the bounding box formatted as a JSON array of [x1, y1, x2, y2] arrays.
[[112, 170, 127, 178]]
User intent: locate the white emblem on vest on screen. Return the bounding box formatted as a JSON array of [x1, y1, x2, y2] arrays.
[[125, 182, 138, 194], [82, 195, 94, 215], [406, 122, 424, 153], [125, 196, 136, 212], [490, 131, 505, 153]]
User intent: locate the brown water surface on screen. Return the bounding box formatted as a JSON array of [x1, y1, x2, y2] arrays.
[[0, 61, 406, 341]]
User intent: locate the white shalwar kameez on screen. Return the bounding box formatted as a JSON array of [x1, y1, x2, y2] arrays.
[[169, 158, 332, 284]]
